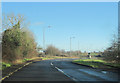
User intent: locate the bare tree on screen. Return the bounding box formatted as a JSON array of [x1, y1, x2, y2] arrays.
[[103, 34, 119, 62], [2, 13, 29, 30]]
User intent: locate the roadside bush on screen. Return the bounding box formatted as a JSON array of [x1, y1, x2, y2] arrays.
[[2, 21, 38, 63], [45, 45, 61, 56]]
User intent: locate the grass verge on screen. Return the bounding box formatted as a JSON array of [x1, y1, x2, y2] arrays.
[[2, 62, 12, 70], [72, 59, 120, 69], [40, 56, 78, 60], [2, 58, 34, 70], [2, 56, 76, 70]]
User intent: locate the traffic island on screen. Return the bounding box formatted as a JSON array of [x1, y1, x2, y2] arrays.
[[72, 59, 120, 73]]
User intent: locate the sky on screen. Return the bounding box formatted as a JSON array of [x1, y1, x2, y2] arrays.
[[1, 0, 119, 2], [2, 2, 118, 52]]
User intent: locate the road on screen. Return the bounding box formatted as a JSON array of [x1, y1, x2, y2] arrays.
[[2, 58, 120, 83]]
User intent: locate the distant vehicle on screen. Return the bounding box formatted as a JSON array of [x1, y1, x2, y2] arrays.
[[95, 55, 101, 57]]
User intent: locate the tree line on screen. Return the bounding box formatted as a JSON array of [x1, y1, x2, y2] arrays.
[[2, 13, 119, 63]]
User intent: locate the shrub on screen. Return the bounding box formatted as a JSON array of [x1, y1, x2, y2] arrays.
[[45, 45, 61, 56]]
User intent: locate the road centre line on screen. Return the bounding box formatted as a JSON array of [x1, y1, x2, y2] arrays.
[[55, 66, 78, 81], [51, 61, 77, 81], [50, 62, 53, 66]]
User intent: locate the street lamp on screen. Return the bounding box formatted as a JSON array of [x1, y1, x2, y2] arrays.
[[43, 25, 51, 52], [78, 40, 79, 56], [70, 36, 75, 57]]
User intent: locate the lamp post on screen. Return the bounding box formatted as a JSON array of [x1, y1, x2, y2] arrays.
[[43, 25, 51, 52], [78, 41, 79, 56], [70, 36, 75, 57]]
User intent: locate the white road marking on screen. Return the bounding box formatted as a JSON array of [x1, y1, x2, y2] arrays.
[[51, 62, 53, 66], [55, 66, 78, 81], [101, 71, 107, 74]]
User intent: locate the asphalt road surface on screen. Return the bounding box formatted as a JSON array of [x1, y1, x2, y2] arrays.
[[2, 58, 120, 83]]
